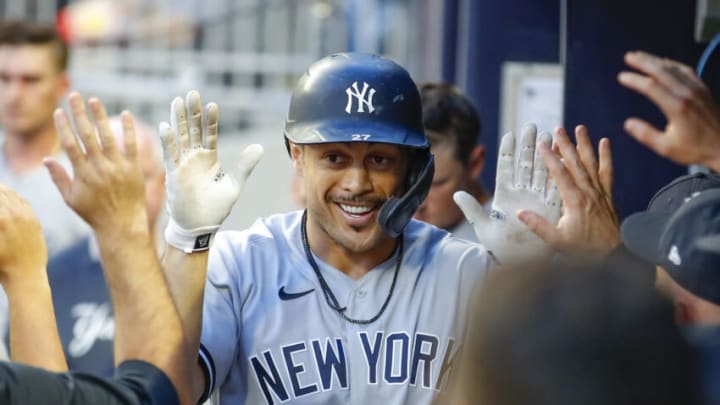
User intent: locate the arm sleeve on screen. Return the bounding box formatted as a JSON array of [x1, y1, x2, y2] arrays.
[[0, 360, 178, 405], [197, 234, 244, 401]]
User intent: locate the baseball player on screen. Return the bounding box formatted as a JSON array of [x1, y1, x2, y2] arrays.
[[158, 53, 561, 404]]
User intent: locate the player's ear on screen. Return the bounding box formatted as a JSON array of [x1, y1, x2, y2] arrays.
[[55, 71, 70, 102], [289, 142, 304, 176], [468, 145, 486, 178]]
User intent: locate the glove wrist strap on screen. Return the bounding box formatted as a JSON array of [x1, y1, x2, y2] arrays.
[[165, 218, 219, 253]]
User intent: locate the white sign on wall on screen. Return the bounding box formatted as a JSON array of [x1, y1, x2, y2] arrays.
[[500, 62, 564, 142]]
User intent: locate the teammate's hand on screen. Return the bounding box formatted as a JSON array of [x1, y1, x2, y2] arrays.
[[618, 51, 720, 171], [161, 91, 263, 252], [518, 126, 620, 259], [455, 123, 561, 266], [45, 93, 148, 235], [0, 185, 47, 286]]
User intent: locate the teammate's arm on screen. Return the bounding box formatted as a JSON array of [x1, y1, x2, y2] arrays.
[[0, 360, 178, 404], [157, 91, 263, 400], [44, 93, 194, 404], [0, 185, 67, 372]]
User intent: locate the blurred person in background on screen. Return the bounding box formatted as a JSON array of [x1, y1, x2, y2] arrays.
[[0, 18, 94, 357], [621, 187, 720, 404], [414, 83, 491, 241], [0, 19, 91, 257], [614, 51, 720, 339], [44, 116, 165, 377], [619, 173, 720, 326], [444, 262, 699, 405]]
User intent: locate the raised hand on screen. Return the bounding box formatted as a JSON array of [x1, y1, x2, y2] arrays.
[[454, 123, 561, 266], [0, 183, 66, 372], [618, 51, 720, 171], [0, 186, 46, 285], [518, 126, 620, 260], [44, 93, 148, 235], [45, 93, 201, 401], [161, 90, 263, 252]]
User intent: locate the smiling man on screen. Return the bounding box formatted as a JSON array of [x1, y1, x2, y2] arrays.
[[159, 53, 558, 404], [193, 54, 487, 405]]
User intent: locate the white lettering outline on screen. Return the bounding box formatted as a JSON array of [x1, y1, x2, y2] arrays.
[[345, 81, 376, 114]]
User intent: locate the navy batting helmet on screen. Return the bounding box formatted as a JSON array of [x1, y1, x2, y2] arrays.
[[284, 52, 434, 237]]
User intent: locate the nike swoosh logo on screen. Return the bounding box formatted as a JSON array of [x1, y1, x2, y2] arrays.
[[278, 286, 315, 301]]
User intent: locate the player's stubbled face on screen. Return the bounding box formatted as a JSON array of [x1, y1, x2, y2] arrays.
[[0, 45, 65, 137], [294, 142, 408, 253]]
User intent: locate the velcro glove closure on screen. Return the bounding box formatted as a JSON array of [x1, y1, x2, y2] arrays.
[[165, 218, 220, 253]]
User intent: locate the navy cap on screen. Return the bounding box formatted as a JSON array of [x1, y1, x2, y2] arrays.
[[696, 233, 720, 254], [621, 189, 720, 304], [647, 172, 720, 214]]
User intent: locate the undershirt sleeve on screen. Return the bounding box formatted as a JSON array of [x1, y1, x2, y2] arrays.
[[0, 360, 178, 405]]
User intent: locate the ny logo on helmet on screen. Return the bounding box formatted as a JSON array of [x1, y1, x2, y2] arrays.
[[345, 81, 376, 114]]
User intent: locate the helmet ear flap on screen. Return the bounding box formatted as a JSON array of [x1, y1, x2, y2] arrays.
[[378, 151, 434, 237]]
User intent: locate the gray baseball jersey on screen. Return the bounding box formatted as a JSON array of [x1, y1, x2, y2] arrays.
[[199, 211, 493, 404]]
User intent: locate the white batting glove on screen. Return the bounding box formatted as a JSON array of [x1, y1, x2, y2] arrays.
[[160, 90, 264, 253], [454, 123, 561, 266]]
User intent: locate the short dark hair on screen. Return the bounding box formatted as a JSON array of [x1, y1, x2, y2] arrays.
[[419, 82, 481, 166], [0, 19, 68, 72], [451, 263, 699, 405]]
